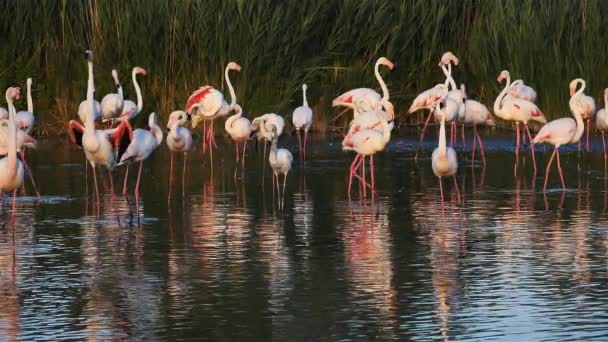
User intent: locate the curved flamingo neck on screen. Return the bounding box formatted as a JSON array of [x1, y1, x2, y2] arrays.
[[302, 85, 308, 108], [5, 92, 17, 179], [149, 115, 163, 145], [574, 79, 586, 98], [225, 66, 237, 108], [132, 68, 143, 114], [441, 64, 456, 90], [26, 79, 33, 113], [494, 73, 511, 117], [112, 70, 123, 98], [375, 61, 390, 102], [225, 105, 242, 133]]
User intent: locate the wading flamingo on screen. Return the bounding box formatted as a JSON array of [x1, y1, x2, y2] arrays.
[[533, 81, 585, 191], [14, 77, 40, 196], [185, 62, 241, 161], [596, 89, 608, 158], [494, 70, 546, 175], [292, 84, 313, 160], [0, 87, 24, 209], [67, 50, 133, 203], [267, 124, 293, 209], [569, 78, 596, 152], [252, 113, 285, 162], [101, 70, 124, 124], [118, 113, 163, 199], [166, 110, 193, 195], [462, 98, 496, 166], [332, 57, 394, 117], [225, 104, 252, 169], [431, 100, 459, 210], [342, 110, 391, 199]]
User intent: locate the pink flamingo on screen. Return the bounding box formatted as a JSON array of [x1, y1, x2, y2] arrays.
[[100, 69, 125, 125], [569, 78, 596, 152], [595, 88, 608, 158], [292, 84, 313, 160], [166, 110, 193, 197], [0, 87, 24, 211], [185, 62, 241, 163], [225, 104, 252, 169], [431, 100, 459, 210], [14, 78, 40, 197], [533, 79, 585, 191], [494, 70, 546, 175], [462, 97, 496, 166]]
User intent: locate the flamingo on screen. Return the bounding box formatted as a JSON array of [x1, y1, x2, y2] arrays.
[[532, 81, 585, 191], [0, 87, 24, 208], [185, 62, 241, 161], [117, 113, 163, 198], [67, 50, 132, 203], [118, 67, 147, 122], [342, 111, 391, 199], [431, 100, 459, 209], [266, 124, 293, 209], [462, 98, 496, 166], [332, 57, 394, 117], [101, 69, 124, 124], [292, 84, 313, 160], [595, 88, 608, 158], [251, 113, 285, 162], [0, 123, 37, 155], [225, 104, 251, 169], [494, 70, 546, 175], [569, 78, 596, 152], [14, 77, 40, 196], [166, 110, 193, 194], [77, 51, 102, 123]]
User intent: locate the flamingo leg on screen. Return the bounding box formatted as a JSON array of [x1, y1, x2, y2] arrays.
[[235, 141, 239, 164], [348, 154, 362, 198], [202, 121, 207, 154], [122, 165, 129, 195], [297, 130, 302, 162], [304, 130, 309, 160], [135, 160, 143, 198], [471, 126, 477, 165], [602, 131, 606, 159], [452, 175, 461, 202], [362, 156, 367, 198], [461, 124, 466, 148], [209, 124, 214, 165], [438, 176, 444, 212], [109, 169, 115, 198], [85, 159, 88, 196], [418, 110, 433, 146], [586, 119, 590, 152], [242, 140, 247, 169], [476, 126, 487, 167], [168, 152, 174, 204], [20, 152, 40, 197], [556, 147, 566, 190], [514, 122, 520, 176], [524, 123, 537, 174], [92, 164, 100, 206], [182, 153, 188, 197], [12, 188, 17, 216], [543, 146, 558, 192], [282, 172, 288, 209], [370, 155, 375, 197]]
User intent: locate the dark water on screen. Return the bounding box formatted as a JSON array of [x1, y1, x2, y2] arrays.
[[2, 130, 608, 341]]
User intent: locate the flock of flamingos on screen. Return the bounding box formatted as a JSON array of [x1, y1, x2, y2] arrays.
[[0, 50, 607, 215]]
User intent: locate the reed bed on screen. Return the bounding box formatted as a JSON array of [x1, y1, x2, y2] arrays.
[[0, 0, 606, 135]]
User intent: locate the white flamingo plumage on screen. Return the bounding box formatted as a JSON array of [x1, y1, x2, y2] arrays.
[[225, 104, 252, 168], [431, 100, 460, 209], [569, 78, 596, 152], [266, 124, 293, 209], [506, 80, 537, 103], [0, 87, 24, 205], [533, 80, 586, 191], [118, 113, 163, 198], [494, 69, 546, 175], [595, 88, 608, 158], [292, 83, 313, 160], [166, 110, 193, 195], [13, 77, 40, 196], [185, 62, 241, 160], [101, 69, 125, 124], [118, 67, 147, 122], [252, 113, 285, 163]]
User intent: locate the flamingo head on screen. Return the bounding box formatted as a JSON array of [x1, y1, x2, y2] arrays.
[[227, 62, 242, 72], [332, 95, 354, 108], [569, 78, 584, 97], [268, 123, 278, 140], [26, 78, 32, 88], [439, 52, 459, 66], [497, 70, 510, 84], [381, 101, 395, 121], [133, 67, 147, 76], [485, 113, 496, 127], [167, 110, 189, 129], [378, 57, 394, 70], [6, 87, 20, 101], [111, 69, 121, 87], [302, 83, 307, 92], [84, 50, 93, 61]]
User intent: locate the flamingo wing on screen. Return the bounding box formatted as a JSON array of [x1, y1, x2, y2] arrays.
[[68, 120, 85, 148], [109, 120, 133, 161]]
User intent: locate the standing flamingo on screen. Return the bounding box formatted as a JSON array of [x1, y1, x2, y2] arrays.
[[118, 113, 163, 198], [77, 52, 102, 123], [494, 70, 546, 175], [0, 87, 24, 209], [332, 57, 394, 117], [596, 89, 608, 158], [166, 110, 193, 195], [342, 111, 391, 199], [14, 78, 40, 196], [101, 69, 124, 124], [569, 78, 596, 152], [252, 113, 285, 163], [462, 98, 496, 166], [185, 62, 241, 162], [67, 50, 132, 203], [267, 124, 293, 209], [225, 104, 252, 169], [533, 82, 585, 191], [431, 100, 459, 210], [292, 84, 313, 160]]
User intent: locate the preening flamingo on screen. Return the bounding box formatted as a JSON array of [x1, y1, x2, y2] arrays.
[[595, 88, 608, 158], [225, 104, 252, 168], [267, 124, 293, 209], [14, 77, 40, 196], [77, 52, 101, 123], [533, 81, 585, 191], [252, 113, 285, 162], [0, 87, 24, 207], [292, 84, 313, 160], [431, 100, 459, 209], [569, 78, 596, 152], [119, 67, 147, 122], [185, 62, 241, 160], [342, 110, 391, 199], [332, 57, 394, 117], [507, 80, 537, 103], [166, 110, 193, 193], [118, 113, 163, 198], [101, 69, 124, 124], [462, 98, 496, 166], [494, 70, 546, 175], [67, 50, 133, 203]]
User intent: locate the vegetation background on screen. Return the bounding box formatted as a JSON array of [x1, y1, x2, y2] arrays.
[[1, 0, 606, 136]]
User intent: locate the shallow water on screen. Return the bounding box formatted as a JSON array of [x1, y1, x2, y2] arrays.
[[2, 130, 608, 341]]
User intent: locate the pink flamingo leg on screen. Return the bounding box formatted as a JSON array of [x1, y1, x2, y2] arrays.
[[461, 124, 466, 148], [438, 176, 444, 212], [235, 141, 240, 165], [361, 156, 367, 198], [304, 130, 309, 160], [418, 110, 433, 145], [92, 164, 100, 205], [20, 152, 41, 197], [11, 189, 17, 217], [297, 130, 302, 161], [452, 175, 461, 202], [85, 160, 89, 195], [370, 155, 375, 197], [348, 154, 362, 198], [524, 123, 537, 174], [182, 153, 188, 197], [514, 122, 520, 176], [108, 169, 115, 198], [202, 121, 207, 154], [471, 127, 477, 165], [556, 146, 566, 190], [122, 165, 129, 195], [602, 131, 606, 159], [476, 126, 487, 167], [242, 140, 247, 169], [135, 160, 144, 198], [586, 119, 590, 152], [168, 152, 174, 203], [542, 146, 558, 192]]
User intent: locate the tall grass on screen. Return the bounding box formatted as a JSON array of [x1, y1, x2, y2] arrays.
[[0, 0, 606, 135]]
